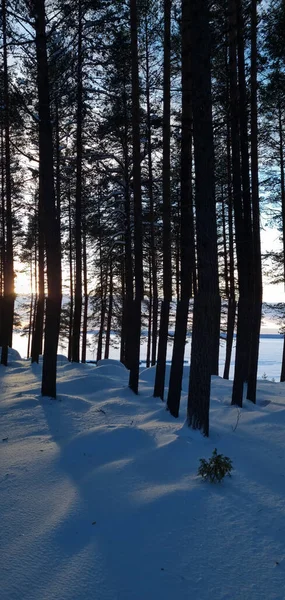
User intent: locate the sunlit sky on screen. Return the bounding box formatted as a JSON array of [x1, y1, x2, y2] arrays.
[[260, 226, 284, 302], [14, 225, 284, 302]]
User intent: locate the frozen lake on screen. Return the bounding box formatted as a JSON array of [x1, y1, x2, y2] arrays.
[[11, 330, 284, 382]]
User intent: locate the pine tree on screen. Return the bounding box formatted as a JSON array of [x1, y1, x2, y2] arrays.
[[30, 0, 62, 398], [153, 0, 172, 401], [187, 0, 220, 436], [128, 0, 143, 394]]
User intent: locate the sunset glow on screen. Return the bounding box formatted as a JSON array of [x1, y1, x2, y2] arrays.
[[15, 267, 32, 295]]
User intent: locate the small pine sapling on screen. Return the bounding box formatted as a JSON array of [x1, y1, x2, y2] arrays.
[[198, 448, 233, 483]]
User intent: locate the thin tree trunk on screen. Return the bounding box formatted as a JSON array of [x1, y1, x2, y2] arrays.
[[27, 259, 34, 359], [167, 0, 193, 417], [55, 97, 61, 223], [96, 228, 106, 363], [104, 261, 113, 360], [154, 299, 170, 398], [128, 0, 143, 394], [223, 297, 236, 379], [122, 152, 133, 368], [31, 190, 45, 363], [224, 107, 236, 379], [67, 185, 73, 362], [72, 2, 83, 362], [81, 206, 88, 363], [154, 0, 172, 400], [281, 334, 285, 382], [120, 263, 126, 364], [151, 294, 158, 366], [175, 221, 180, 302], [145, 13, 158, 369], [1, 0, 14, 366], [229, 0, 248, 407], [97, 293, 106, 363], [279, 103, 285, 380], [247, 0, 262, 400], [146, 257, 152, 369]]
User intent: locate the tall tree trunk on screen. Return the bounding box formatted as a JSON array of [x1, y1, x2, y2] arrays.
[[278, 101, 285, 380], [187, 0, 220, 437], [31, 191, 45, 363], [120, 263, 126, 364], [128, 0, 143, 394], [81, 206, 88, 363], [72, 2, 83, 362], [33, 0, 62, 398], [247, 0, 262, 401], [96, 290, 106, 363], [0, 124, 5, 346], [223, 106, 236, 379], [167, 0, 193, 417], [154, 0, 172, 400], [145, 13, 158, 369], [55, 97, 61, 223], [146, 257, 152, 369], [121, 89, 133, 369], [67, 185, 73, 362], [235, 0, 254, 393], [27, 259, 34, 359], [1, 0, 14, 366], [104, 260, 113, 360], [229, 0, 249, 407], [96, 227, 106, 363]]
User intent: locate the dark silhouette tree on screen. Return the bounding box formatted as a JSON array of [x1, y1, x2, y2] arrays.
[[167, 0, 195, 417], [187, 0, 220, 436], [31, 0, 62, 398], [128, 0, 143, 394], [154, 0, 172, 400], [1, 0, 15, 366]]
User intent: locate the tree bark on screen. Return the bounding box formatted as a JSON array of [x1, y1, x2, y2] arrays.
[[229, 0, 249, 407], [154, 0, 172, 400], [31, 190, 45, 363], [67, 184, 73, 362], [247, 0, 262, 401], [187, 0, 220, 436], [128, 0, 143, 394], [104, 260, 113, 360], [1, 0, 14, 366], [167, 0, 193, 417], [223, 110, 236, 379], [145, 14, 158, 369], [33, 0, 62, 398], [81, 204, 88, 363], [72, 2, 83, 362]]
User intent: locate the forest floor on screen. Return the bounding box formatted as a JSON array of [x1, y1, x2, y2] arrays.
[[1, 352, 285, 600]]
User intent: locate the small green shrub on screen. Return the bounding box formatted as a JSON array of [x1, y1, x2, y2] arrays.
[[198, 448, 233, 483]]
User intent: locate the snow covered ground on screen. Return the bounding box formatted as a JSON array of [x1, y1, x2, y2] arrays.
[[1, 355, 285, 599]]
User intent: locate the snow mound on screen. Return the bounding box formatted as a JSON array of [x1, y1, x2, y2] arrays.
[[56, 354, 69, 363], [96, 358, 128, 370], [95, 363, 129, 381], [0, 347, 21, 361], [36, 354, 69, 364], [139, 364, 171, 386]]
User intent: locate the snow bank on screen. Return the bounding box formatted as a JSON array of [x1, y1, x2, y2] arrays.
[[0, 347, 22, 361]]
